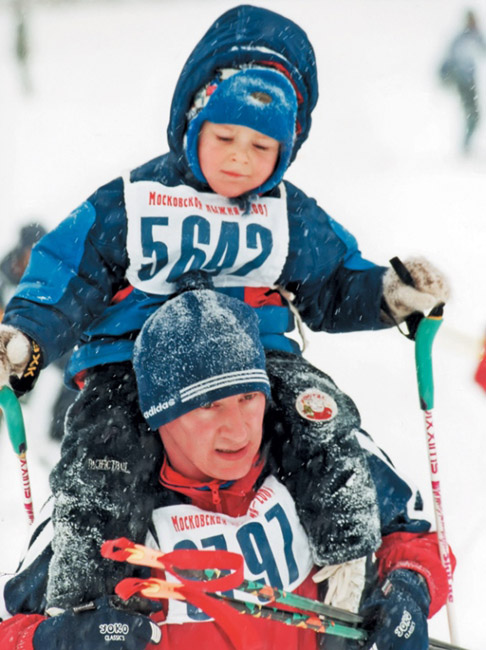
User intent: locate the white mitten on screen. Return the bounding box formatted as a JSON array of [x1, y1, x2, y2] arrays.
[[313, 556, 367, 613], [0, 324, 31, 386], [382, 256, 451, 324]]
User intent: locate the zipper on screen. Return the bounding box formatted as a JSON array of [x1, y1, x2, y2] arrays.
[[209, 482, 223, 512]]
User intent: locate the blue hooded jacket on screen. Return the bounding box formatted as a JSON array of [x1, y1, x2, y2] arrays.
[[4, 5, 388, 387]]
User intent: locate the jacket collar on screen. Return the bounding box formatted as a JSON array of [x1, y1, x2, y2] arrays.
[[159, 453, 265, 512]]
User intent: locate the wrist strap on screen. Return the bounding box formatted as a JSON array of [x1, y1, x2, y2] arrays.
[[10, 340, 43, 395]]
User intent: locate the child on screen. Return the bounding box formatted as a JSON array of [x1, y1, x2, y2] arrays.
[[0, 5, 449, 609], [0, 289, 451, 650]]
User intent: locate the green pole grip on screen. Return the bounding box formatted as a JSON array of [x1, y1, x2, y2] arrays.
[[415, 315, 443, 411], [0, 385, 27, 454]]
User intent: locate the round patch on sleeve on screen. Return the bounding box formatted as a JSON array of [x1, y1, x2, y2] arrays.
[[295, 389, 338, 421]]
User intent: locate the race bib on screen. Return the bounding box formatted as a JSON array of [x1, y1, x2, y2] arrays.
[[124, 179, 289, 295], [151, 475, 314, 625]]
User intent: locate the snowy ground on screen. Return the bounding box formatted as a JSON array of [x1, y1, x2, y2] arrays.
[[1, 0, 486, 647]]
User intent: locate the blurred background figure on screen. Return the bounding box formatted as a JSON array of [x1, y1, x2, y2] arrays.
[[0, 223, 75, 441], [439, 9, 486, 153], [0, 223, 46, 313], [13, 0, 33, 94]]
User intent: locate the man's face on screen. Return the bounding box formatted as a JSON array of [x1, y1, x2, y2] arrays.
[[197, 122, 280, 197], [158, 392, 266, 482]]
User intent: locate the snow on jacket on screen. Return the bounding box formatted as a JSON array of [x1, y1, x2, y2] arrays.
[[3, 5, 388, 388], [0, 431, 453, 649]]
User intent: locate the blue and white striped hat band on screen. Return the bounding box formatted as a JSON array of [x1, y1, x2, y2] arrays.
[[180, 369, 270, 403]]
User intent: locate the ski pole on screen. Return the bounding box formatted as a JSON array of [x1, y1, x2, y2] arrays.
[[415, 305, 458, 644], [0, 385, 34, 524], [389, 257, 458, 644]]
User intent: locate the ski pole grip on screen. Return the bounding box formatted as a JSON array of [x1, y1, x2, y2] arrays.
[[0, 385, 27, 454], [415, 312, 443, 411], [0, 385, 34, 524]]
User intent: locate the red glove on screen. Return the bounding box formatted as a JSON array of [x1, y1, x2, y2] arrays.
[[0, 613, 45, 650]]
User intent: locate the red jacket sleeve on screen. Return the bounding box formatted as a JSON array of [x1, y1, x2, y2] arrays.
[[0, 614, 46, 650], [375, 531, 456, 617]]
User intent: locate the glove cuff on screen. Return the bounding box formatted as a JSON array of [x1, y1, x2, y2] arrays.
[[10, 339, 43, 395]]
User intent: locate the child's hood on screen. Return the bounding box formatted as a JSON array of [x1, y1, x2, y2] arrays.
[[167, 4, 318, 181]]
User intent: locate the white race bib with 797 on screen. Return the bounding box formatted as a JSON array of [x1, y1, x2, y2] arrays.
[[124, 180, 290, 295], [150, 475, 314, 625]]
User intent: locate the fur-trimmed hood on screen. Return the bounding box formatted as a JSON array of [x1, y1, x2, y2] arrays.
[[167, 4, 319, 186]]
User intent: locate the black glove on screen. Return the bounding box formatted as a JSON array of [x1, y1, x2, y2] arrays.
[[360, 569, 430, 650], [33, 597, 162, 649]]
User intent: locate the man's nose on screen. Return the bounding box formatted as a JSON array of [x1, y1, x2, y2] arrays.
[[219, 404, 248, 440]]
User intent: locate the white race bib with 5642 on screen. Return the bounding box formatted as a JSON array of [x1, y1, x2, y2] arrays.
[[124, 180, 289, 295], [150, 475, 314, 625]]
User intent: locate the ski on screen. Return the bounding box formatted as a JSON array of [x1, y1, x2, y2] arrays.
[[114, 574, 469, 649], [101, 538, 470, 649], [115, 574, 365, 639], [101, 537, 361, 624]]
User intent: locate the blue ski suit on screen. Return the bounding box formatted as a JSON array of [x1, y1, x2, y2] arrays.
[[3, 5, 387, 387]]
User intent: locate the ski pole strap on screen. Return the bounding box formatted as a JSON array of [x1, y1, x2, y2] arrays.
[[388, 256, 425, 340]]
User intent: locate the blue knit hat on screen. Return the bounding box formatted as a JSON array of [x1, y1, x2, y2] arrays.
[[185, 68, 298, 195], [133, 290, 270, 430]]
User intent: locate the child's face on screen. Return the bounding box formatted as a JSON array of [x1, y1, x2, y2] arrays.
[[158, 392, 266, 482], [198, 122, 280, 197]]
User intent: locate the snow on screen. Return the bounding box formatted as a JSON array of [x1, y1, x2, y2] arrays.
[[1, 0, 486, 646]]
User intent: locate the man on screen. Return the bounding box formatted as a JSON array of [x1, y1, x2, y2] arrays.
[[0, 288, 451, 649]]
